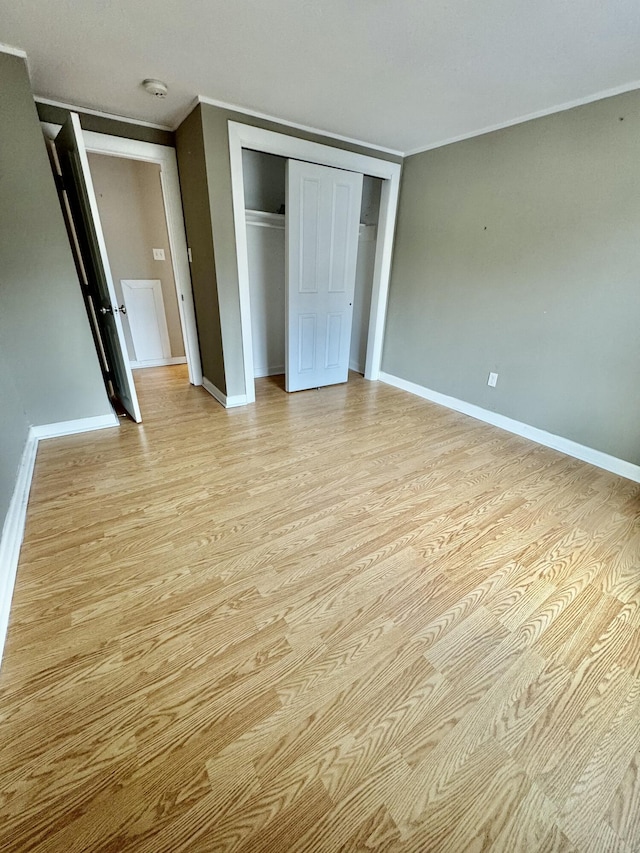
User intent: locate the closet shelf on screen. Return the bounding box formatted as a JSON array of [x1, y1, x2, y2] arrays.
[[245, 209, 285, 229]]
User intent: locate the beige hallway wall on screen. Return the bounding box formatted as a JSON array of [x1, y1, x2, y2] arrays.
[[88, 153, 185, 360]]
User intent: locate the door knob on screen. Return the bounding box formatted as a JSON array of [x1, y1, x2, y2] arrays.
[[99, 306, 113, 315], [118, 304, 127, 315]]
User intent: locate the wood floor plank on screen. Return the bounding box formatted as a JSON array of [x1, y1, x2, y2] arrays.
[[604, 750, 640, 850], [490, 781, 559, 852], [557, 677, 640, 848], [0, 366, 639, 851]]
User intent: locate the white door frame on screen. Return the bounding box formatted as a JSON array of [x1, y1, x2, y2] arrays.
[[228, 121, 402, 405], [43, 122, 203, 387], [83, 131, 202, 386]]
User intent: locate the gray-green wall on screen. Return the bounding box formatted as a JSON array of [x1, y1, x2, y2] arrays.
[[384, 91, 640, 465], [176, 102, 402, 398], [0, 53, 112, 529], [36, 101, 174, 147], [175, 106, 226, 392]]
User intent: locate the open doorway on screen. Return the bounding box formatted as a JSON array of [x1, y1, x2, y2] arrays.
[[88, 154, 186, 372], [43, 118, 202, 422]]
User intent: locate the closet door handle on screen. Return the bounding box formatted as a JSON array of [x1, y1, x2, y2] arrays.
[[118, 304, 127, 315]]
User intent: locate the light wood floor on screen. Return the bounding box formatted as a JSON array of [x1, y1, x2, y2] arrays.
[[1, 366, 640, 852]]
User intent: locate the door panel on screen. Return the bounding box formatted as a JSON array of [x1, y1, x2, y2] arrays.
[[286, 160, 363, 392], [122, 279, 171, 364], [298, 314, 317, 373], [329, 184, 351, 292], [55, 114, 142, 422], [325, 313, 342, 368], [300, 179, 320, 293]]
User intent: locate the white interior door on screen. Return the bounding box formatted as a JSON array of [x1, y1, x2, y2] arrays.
[[286, 160, 363, 392], [122, 279, 171, 364], [55, 114, 142, 422]]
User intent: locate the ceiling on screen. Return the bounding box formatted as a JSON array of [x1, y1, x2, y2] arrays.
[[2, 0, 640, 154]]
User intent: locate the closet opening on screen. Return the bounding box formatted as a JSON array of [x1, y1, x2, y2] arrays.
[[228, 121, 402, 406], [242, 149, 383, 398]]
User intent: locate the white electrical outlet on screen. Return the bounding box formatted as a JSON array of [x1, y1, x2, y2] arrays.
[[153, 248, 165, 261], [488, 372, 498, 387]]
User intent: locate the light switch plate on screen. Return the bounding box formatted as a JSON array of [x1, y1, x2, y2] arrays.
[[153, 248, 165, 261], [488, 372, 498, 387]]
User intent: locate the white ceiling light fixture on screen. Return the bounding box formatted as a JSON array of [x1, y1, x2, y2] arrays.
[[142, 78, 168, 98]]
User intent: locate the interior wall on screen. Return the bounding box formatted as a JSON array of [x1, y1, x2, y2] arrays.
[[383, 89, 640, 465], [246, 216, 285, 377], [349, 176, 383, 373], [36, 101, 174, 147], [350, 225, 377, 374], [0, 52, 112, 530], [242, 150, 286, 213], [175, 106, 226, 393], [360, 175, 382, 226], [88, 153, 185, 360], [176, 102, 402, 399]]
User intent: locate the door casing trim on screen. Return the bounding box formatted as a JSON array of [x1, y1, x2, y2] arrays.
[[228, 121, 402, 404]]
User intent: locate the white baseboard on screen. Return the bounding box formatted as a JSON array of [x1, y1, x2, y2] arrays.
[[202, 376, 248, 409], [0, 433, 39, 665], [254, 365, 284, 378], [30, 413, 120, 440], [349, 360, 365, 375], [378, 371, 640, 483], [130, 356, 187, 369], [0, 411, 120, 667]]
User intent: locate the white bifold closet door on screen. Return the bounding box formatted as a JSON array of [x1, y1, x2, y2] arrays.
[[286, 160, 363, 392]]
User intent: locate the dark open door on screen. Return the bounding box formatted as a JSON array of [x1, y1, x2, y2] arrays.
[[55, 113, 142, 422]]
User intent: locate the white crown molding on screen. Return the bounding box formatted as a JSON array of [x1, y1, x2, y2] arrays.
[[202, 376, 248, 409], [404, 80, 640, 157], [378, 371, 640, 483], [197, 95, 404, 157], [0, 41, 31, 79], [0, 41, 28, 59], [34, 96, 173, 132]]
